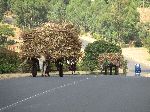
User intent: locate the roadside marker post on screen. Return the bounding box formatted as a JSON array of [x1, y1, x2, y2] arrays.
[[135, 64, 141, 76]]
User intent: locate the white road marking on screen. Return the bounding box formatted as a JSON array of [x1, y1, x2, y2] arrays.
[[0, 77, 94, 111]]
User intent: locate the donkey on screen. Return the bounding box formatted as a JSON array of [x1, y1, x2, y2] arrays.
[[68, 57, 77, 75], [38, 55, 50, 77]]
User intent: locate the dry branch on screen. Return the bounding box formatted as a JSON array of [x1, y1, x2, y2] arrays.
[[20, 22, 82, 60]]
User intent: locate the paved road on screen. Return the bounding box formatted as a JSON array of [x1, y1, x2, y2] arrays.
[[0, 75, 150, 112]]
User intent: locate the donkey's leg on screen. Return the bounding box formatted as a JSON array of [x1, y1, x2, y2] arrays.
[[45, 61, 50, 77], [43, 64, 47, 77], [41, 62, 45, 77]]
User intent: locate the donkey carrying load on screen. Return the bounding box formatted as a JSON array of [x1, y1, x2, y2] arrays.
[[20, 22, 82, 77], [30, 55, 78, 77], [98, 53, 126, 75], [38, 55, 50, 77]]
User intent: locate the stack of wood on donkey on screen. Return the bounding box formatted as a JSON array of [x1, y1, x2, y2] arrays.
[[20, 22, 82, 77], [98, 53, 125, 75]]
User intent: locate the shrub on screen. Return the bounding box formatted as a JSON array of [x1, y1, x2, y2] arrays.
[[76, 61, 90, 71], [0, 47, 20, 73], [82, 40, 122, 71], [18, 59, 32, 73]]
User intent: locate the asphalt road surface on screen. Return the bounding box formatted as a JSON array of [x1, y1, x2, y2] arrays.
[[0, 75, 150, 112]]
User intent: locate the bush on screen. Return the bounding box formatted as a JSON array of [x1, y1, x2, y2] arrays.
[[82, 40, 122, 71], [0, 47, 20, 74], [18, 59, 32, 73], [76, 61, 90, 71]]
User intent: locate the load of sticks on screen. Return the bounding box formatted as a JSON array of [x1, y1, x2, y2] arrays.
[[98, 53, 125, 75], [20, 22, 82, 60], [98, 53, 124, 67]]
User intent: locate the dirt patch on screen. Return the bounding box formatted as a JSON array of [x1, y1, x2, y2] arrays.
[[0, 71, 90, 80], [0, 73, 32, 80]]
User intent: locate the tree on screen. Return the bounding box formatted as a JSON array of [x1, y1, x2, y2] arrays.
[[0, 24, 15, 46], [66, 0, 92, 31], [0, 0, 6, 21], [0, 0, 13, 22], [138, 0, 150, 7], [10, 0, 49, 29], [47, 0, 67, 22], [98, 0, 140, 44], [87, 0, 108, 33], [139, 22, 150, 49], [65, 0, 140, 44], [8, 0, 145, 44]]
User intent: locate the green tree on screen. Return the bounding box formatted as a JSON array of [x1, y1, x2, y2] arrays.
[[87, 0, 108, 33], [0, 0, 12, 21], [10, 0, 49, 29], [66, 0, 92, 31], [65, 0, 140, 44], [138, 0, 150, 7], [98, 0, 140, 44], [139, 22, 150, 49], [0, 0, 7, 21], [6, 0, 145, 45], [48, 0, 67, 22], [0, 24, 15, 46]]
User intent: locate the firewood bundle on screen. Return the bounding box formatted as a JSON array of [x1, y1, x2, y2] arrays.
[[98, 53, 124, 67], [20, 22, 82, 60]]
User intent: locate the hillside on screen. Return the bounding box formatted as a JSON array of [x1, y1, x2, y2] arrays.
[[122, 47, 150, 67]]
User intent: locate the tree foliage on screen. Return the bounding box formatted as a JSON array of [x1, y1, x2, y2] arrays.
[[10, 0, 49, 28], [97, 0, 140, 43], [48, 0, 67, 22], [0, 24, 15, 46], [0, 0, 149, 44], [0, 0, 7, 21], [65, 0, 140, 44], [140, 23, 150, 50]]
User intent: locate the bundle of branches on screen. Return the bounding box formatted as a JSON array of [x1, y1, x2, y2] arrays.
[[20, 22, 82, 60], [98, 53, 124, 67]]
